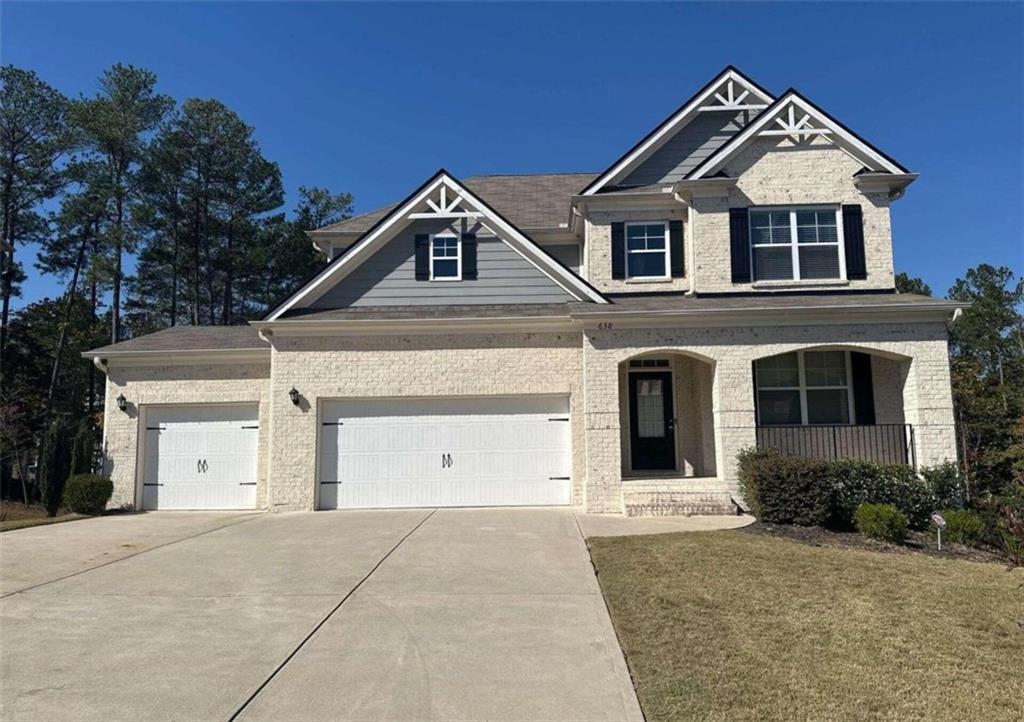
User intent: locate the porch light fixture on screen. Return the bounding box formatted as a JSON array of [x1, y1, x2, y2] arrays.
[[288, 387, 300, 406], [116, 394, 128, 413]]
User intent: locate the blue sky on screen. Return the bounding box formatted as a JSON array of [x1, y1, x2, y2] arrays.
[[4, 1, 1022, 308]]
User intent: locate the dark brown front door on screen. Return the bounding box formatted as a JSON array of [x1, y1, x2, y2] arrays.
[[629, 371, 676, 471]]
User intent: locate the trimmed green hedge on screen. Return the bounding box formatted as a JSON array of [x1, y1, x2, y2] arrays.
[[738, 449, 944, 531], [62, 474, 113, 515], [934, 509, 986, 545], [855, 503, 908, 543]]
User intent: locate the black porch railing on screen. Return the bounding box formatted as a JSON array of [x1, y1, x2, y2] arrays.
[[755, 424, 916, 467]]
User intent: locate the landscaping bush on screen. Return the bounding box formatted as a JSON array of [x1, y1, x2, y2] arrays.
[[738, 448, 831, 526], [933, 509, 986, 546], [62, 474, 113, 515], [921, 462, 966, 509], [995, 483, 1024, 566], [855, 503, 908, 543], [739, 449, 936, 530]]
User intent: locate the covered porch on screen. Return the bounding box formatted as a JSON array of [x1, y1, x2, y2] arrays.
[[581, 323, 958, 515]]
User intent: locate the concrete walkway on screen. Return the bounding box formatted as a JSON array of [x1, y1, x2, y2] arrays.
[[0, 508, 643, 721]]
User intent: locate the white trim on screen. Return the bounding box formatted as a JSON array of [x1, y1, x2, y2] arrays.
[[748, 206, 845, 283], [624, 221, 671, 281], [429, 232, 461, 281], [265, 172, 606, 319], [688, 92, 906, 180], [582, 68, 774, 196]]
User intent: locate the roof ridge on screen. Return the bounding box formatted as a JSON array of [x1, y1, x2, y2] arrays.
[[465, 171, 598, 178]]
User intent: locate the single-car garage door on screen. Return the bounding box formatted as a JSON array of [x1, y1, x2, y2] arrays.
[[319, 396, 572, 509], [142, 404, 259, 510]]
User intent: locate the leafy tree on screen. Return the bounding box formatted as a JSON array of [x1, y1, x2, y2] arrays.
[[71, 64, 172, 343], [0, 66, 71, 355], [895, 272, 932, 296], [948, 265, 1024, 497], [36, 419, 72, 515]]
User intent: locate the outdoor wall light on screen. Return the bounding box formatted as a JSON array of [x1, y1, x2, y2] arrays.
[[288, 387, 300, 406], [116, 394, 128, 413]]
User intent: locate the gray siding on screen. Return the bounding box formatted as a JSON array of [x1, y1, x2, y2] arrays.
[[311, 220, 575, 308], [621, 110, 754, 186], [544, 243, 581, 273]]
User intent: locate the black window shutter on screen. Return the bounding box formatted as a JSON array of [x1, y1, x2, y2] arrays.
[[850, 351, 876, 425], [611, 222, 625, 279], [414, 234, 429, 280], [729, 208, 751, 283], [842, 204, 867, 280], [461, 233, 477, 280], [669, 220, 684, 278]]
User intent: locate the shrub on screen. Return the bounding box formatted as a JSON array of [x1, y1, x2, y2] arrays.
[[824, 459, 934, 530], [933, 509, 986, 546], [855, 503, 908, 543], [62, 474, 113, 515], [995, 483, 1024, 566], [921, 462, 965, 509], [738, 448, 831, 526]]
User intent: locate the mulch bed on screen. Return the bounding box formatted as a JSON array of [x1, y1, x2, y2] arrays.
[[740, 520, 1008, 565]]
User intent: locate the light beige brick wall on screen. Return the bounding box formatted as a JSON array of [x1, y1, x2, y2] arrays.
[[582, 320, 956, 512], [267, 332, 583, 511], [585, 207, 688, 293], [688, 137, 895, 293], [101, 363, 271, 510]]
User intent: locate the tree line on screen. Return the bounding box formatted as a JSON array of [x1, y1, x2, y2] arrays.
[[1, 64, 351, 508]]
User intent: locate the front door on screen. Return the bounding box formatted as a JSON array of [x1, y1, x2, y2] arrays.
[[629, 371, 676, 471]]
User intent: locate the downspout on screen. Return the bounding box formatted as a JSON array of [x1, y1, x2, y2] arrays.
[[674, 192, 696, 295]]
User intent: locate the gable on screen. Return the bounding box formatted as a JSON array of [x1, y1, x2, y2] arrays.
[[618, 109, 758, 188], [581, 66, 774, 196], [264, 170, 607, 320], [687, 89, 910, 180], [311, 219, 575, 307]]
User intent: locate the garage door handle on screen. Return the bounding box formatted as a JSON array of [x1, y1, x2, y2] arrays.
[[441, 453, 452, 469], [197, 459, 208, 474]]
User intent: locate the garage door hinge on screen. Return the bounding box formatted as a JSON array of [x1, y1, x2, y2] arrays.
[[319, 481, 342, 485], [548, 417, 569, 422], [143, 483, 163, 487], [322, 421, 344, 426], [548, 476, 571, 481], [146, 426, 166, 431], [238, 482, 257, 486], [241, 425, 259, 430]]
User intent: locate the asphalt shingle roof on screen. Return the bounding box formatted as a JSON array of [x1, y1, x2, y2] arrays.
[[316, 173, 598, 235], [85, 326, 266, 355]]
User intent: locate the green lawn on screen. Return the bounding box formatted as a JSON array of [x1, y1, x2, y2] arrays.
[[588, 530, 1024, 722]]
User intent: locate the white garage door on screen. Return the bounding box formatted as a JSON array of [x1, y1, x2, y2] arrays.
[[319, 396, 572, 509], [142, 404, 259, 510]]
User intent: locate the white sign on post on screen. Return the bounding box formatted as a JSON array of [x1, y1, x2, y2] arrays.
[[932, 512, 946, 550]]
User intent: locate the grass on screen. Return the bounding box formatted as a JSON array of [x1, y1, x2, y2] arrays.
[[0, 501, 85, 533], [588, 530, 1024, 722]]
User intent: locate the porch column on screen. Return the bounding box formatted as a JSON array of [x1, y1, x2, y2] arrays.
[[582, 333, 624, 513], [901, 340, 958, 467], [713, 357, 757, 498]]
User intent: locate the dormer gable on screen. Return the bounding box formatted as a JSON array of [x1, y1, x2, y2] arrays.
[[580, 66, 775, 196]]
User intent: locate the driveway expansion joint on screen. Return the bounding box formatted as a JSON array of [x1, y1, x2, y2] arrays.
[[227, 507, 438, 722]]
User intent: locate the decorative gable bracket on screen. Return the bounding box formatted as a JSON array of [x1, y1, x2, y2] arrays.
[[409, 184, 484, 220], [697, 78, 771, 113], [758, 102, 831, 140]]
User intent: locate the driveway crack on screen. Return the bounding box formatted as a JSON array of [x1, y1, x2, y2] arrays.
[[227, 507, 438, 721]]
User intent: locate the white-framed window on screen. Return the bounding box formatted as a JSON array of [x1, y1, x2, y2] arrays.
[[749, 207, 845, 282], [429, 233, 461, 280], [755, 350, 854, 425], [625, 222, 670, 280]]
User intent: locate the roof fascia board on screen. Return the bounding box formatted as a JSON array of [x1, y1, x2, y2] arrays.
[[580, 67, 775, 196], [81, 348, 271, 366], [687, 90, 908, 180], [253, 315, 577, 337]]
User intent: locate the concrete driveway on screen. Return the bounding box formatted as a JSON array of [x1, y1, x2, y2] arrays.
[[0, 508, 642, 721]]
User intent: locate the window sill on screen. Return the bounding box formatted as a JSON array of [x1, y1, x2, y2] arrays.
[[751, 279, 849, 290], [624, 277, 674, 284]]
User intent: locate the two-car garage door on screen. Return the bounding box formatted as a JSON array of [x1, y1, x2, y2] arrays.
[[318, 396, 572, 509]]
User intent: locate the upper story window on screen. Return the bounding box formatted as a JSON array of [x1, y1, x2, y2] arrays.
[[430, 234, 461, 280], [749, 208, 844, 282], [625, 222, 670, 280], [755, 350, 853, 425]]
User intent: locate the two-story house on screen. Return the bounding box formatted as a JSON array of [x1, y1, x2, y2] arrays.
[[85, 67, 963, 515]]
